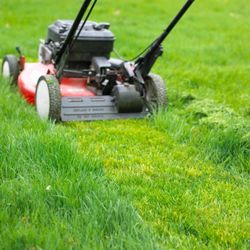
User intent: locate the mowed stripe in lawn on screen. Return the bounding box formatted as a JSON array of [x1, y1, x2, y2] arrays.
[[71, 119, 250, 249]]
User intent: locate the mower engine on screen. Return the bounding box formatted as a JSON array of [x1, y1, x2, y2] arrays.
[[40, 20, 114, 73]]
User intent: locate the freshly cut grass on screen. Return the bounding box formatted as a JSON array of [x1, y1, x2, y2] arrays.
[[69, 116, 249, 249]]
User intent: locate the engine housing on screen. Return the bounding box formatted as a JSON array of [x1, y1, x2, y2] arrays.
[[39, 20, 115, 69]]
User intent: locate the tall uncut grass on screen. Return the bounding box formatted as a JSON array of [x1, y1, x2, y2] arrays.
[[0, 79, 158, 249]]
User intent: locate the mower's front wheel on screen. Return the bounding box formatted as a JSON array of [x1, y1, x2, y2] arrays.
[[144, 73, 168, 112], [1, 55, 20, 85], [35, 75, 61, 122]]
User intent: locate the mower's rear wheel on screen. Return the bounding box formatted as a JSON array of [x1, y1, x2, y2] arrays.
[[35, 75, 61, 122], [1, 55, 20, 85], [144, 73, 168, 112]]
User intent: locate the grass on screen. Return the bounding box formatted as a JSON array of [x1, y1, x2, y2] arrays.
[[0, 0, 250, 249], [0, 80, 157, 249]]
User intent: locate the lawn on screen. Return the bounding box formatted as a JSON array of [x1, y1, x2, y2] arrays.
[[0, 0, 250, 249]]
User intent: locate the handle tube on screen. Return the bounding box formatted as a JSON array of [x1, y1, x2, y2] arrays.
[[55, 0, 92, 65], [153, 0, 195, 49], [135, 0, 195, 78]]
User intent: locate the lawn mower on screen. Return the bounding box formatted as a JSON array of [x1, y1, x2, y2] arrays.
[[1, 0, 195, 122]]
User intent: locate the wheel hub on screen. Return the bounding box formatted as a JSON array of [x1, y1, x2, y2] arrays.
[[36, 80, 50, 119], [2, 61, 10, 78]]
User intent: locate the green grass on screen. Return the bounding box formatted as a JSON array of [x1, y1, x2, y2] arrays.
[[0, 80, 157, 249], [0, 0, 250, 249]]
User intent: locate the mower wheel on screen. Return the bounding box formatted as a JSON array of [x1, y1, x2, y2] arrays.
[[35, 75, 61, 122], [1, 55, 20, 85], [144, 73, 168, 112]]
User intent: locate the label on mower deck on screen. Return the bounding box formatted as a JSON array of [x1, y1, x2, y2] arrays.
[[61, 96, 147, 121]]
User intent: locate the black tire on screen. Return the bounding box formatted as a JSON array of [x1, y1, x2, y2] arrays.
[[35, 75, 61, 122], [144, 73, 168, 112], [1, 55, 20, 85]]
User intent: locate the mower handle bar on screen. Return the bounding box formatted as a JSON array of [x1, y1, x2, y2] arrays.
[[135, 0, 195, 77], [54, 0, 195, 79], [150, 0, 195, 51], [55, 0, 94, 66]]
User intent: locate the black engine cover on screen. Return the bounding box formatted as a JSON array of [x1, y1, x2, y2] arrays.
[[47, 20, 115, 63]]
